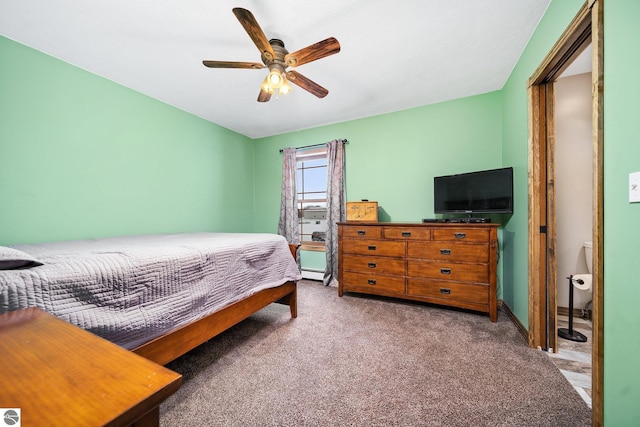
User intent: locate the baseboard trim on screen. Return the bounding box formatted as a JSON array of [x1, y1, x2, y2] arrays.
[[498, 303, 592, 347], [499, 300, 528, 344]]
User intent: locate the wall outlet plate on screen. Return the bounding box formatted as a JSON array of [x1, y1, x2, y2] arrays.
[[630, 172, 640, 203]]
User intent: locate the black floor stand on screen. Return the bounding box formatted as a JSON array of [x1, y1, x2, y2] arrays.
[[558, 275, 588, 342]]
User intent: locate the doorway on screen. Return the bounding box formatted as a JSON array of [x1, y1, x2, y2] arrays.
[[551, 64, 593, 406], [527, 0, 603, 425]]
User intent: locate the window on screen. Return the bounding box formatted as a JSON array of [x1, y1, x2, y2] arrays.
[[297, 147, 327, 250]]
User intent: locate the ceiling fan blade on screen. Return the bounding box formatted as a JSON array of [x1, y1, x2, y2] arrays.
[[286, 70, 329, 98], [285, 37, 340, 67], [202, 60, 264, 69], [232, 8, 276, 61], [257, 88, 272, 103]]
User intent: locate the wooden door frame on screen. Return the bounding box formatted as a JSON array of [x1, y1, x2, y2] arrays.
[[527, 0, 603, 425]]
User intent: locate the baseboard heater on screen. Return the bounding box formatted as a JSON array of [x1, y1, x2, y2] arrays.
[[301, 269, 323, 281]]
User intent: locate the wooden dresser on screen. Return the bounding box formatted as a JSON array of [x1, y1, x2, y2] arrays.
[[338, 222, 499, 322]]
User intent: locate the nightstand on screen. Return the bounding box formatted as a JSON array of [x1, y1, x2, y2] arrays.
[[0, 308, 182, 426]]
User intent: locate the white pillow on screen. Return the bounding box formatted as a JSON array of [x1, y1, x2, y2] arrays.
[[0, 246, 44, 270]]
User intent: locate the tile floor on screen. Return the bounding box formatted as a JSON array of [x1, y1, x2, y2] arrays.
[[548, 314, 592, 408]]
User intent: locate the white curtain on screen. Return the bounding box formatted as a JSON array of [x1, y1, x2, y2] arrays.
[[323, 139, 346, 286], [278, 148, 300, 252]]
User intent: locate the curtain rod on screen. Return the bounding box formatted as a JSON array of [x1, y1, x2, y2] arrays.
[[278, 139, 348, 153]]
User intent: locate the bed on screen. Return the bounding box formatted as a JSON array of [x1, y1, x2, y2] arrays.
[[0, 232, 301, 365]]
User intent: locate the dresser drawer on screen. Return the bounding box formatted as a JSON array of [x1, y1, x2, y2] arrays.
[[407, 241, 488, 262], [432, 228, 489, 243], [407, 279, 488, 305], [407, 260, 488, 283], [341, 226, 383, 239], [342, 240, 406, 257], [342, 254, 405, 276], [342, 272, 405, 295], [383, 227, 431, 240]]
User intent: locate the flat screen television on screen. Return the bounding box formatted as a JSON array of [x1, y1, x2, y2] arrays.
[[434, 167, 513, 217]]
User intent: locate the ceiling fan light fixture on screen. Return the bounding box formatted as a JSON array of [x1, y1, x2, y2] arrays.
[[280, 78, 292, 95], [267, 68, 284, 89], [261, 76, 274, 94], [264, 65, 291, 98]]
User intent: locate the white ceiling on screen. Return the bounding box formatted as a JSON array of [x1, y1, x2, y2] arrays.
[[1, 1, 551, 139]]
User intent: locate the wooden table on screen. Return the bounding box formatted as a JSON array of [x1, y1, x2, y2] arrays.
[[0, 308, 182, 426]]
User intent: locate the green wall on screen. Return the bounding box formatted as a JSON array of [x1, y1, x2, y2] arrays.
[[0, 36, 255, 245], [254, 92, 503, 231], [603, 1, 640, 424], [299, 249, 326, 272]]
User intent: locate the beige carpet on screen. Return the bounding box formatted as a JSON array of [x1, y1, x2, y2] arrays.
[[161, 280, 591, 426]]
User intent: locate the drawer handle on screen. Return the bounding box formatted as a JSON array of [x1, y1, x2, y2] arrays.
[[454, 232, 466, 239], [401, 231, 412, 237], [440, 288, 451, 295], [357, 230, 366, 235], [368, 245, 377, 251], [367, 262, 377, 268], [367, 279, 377, 285], [440, 249, 451, 255], [440, 268, 452, 275]]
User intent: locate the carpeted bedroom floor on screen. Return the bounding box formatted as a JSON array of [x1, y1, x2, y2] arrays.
[[161, 280, 591, 426]]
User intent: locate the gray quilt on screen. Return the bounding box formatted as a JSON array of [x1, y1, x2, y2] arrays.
[[0, 233, 302, 349]]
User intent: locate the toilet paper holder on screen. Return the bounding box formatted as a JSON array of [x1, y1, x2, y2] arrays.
[[558, 275, 588, 342]]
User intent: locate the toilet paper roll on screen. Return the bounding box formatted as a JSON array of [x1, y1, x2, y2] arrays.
[[571, 274, 592, 291]]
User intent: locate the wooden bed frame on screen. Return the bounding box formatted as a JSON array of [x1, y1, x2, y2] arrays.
[[132, 244, 299, 365]]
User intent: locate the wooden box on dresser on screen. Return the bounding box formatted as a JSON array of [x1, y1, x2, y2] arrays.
[[338, 222, 499, 322]]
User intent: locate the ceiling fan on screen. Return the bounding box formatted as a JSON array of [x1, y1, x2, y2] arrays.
[[203, 8, 340, 102]]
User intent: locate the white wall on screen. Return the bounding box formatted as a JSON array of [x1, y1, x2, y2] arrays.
[[554, 72, 593, 310]]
